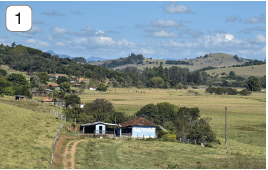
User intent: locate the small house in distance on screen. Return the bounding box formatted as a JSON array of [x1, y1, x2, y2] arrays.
[[117, 117, 157, 138], [89, 86, 96, 90], [80, 121, 117, 136]]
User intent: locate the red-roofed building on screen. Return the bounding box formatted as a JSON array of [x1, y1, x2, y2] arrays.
[[45, 84, 59, 87], [117, 117, 157, 138]]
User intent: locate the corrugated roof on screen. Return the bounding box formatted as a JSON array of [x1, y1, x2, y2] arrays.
[[45, 84, 59, 87], [81, 121, 117, 126], [118, 117, 157, 128]]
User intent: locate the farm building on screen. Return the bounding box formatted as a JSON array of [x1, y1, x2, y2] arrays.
[[45, 84, 60, 90], [117, 117, 157, 138], [80, 121, 117, 136], [15, 95, 25, 100], [89, 86, 96, 90]]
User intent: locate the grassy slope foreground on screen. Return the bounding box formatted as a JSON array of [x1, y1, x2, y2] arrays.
[[0, 102, 62, 168], [75, 138, 265, 169]]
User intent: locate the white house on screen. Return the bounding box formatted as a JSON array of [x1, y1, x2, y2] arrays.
[[89, 86, 96, 90]]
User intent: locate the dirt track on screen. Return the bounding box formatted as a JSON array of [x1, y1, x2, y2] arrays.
[[62, 139, 88, 169]]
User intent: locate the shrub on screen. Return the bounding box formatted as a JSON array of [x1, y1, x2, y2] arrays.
[[205, 87, 215, 94], [183, 85, 187, 89], [239, 89, 251, 96], [215, 87, 223, 95], [162, 134, 176, 142], [227, 88, 238, 95], [0, 93, 4, 97]]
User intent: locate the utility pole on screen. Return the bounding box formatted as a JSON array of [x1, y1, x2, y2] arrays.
[[225, 107, 227, 149], [75, 117, 76, 134], [114, 115, 116, 138]]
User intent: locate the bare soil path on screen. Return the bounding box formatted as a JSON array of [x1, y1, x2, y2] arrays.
[[62, 139, 88, 169]]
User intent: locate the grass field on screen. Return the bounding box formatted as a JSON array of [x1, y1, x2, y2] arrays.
[[0, 102, 62, 168], [205, 64, 266, 78], [78, 87, 266, 116], [75, 138, 265, 169], [72, 87, 266, 168]]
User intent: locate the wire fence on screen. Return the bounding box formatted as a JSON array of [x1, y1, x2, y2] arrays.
[[50, 106, 66, 169]]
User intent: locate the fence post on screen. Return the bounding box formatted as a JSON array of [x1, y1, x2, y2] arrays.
[[143, 135, 144, 140], [195, 140, 196, 145], [180, 138, 181, 142], [253, 147, 254, 154], [188, 139, 189, 144], [137, 134, 138, 139]]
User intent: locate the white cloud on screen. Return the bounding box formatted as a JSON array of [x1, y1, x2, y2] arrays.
[[151, 30, 179, 38], [158, 40, 197, 48], [254, 34, 266, 44], [15, 25, 42, 38], [56, 42, 65, 46], [225, 34, 234, 41], [41, 10, 65, 16], [74, 37, 88, 44], [51, 27, 67, 34], [26, 39, 50, 46], [225, 15, 243, 22], [164, 3, 193, 13], [90, 37, 116, 46], [244, 13, 266, 24], [152, 19, 178, 27], [117, 39, 135, 48], [95, 30, 104, 35]]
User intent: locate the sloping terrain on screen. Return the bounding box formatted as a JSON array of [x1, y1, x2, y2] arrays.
[[0, 101, 62, 168], [205, 64, 266, 78]]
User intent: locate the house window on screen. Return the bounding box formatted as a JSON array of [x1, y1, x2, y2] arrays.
[[147, 128, 152, 132], [136, 128, 141, 132]]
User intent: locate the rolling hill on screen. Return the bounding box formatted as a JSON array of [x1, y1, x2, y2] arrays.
[[90, 53, 251, 71]]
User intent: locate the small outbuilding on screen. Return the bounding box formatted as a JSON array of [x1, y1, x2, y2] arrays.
[[117, 117, 157, 138], [15, 95, 25, 100], [80, 121, 117, 135]]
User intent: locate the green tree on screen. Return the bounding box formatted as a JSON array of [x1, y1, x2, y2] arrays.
[[85, 70, 92, 78], [64, 105, 87, 122], [84, 98, 114, 122], [7, 73, 28, 86], [205, 87, 215, 94], [64, 94, 80, 108], [148, 77, 164, 88], [97, 83, 107, 92], [0, 76, 12, 94], [260, 75, 266, 88], [103, 111, 127, 124], [0, 69, 7, 77], [59, 82, 71, 92], [57, 76, 68, 85], [229, 71, 236, 77], [239, 89, 251, 96], [36, 72, 50, 84], [246, 76, 261, 91], [187, 117, 216, 144], [2, 87, 15, 96]]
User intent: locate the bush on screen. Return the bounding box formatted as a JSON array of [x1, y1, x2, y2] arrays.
[[227, 88, 238, 95], [0, 93, 4, 98], [205, 87, 215, 94], [162, 134, 176, 142], [239, 89, 251, 96], [215, 87, 223, 95], [183, 85, 187, 89]]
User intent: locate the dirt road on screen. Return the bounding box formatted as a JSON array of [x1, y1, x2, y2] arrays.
[[62, 139, 88, 169]]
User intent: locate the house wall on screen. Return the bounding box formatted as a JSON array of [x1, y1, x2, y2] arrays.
[[132, 126, 156, 138], [95, 124, 106, 134]]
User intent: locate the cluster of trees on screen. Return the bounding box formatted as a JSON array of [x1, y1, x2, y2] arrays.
[[165, 60, 192, 65], [63, 97, 134, 124], [135, 102, 217, 144], [205, 87, 251, 96], [102, 53, 144, 69], [0, 70, 32, 98], [233, 55, 243, 62], [72, 57, 87, 63], [232, 59, 266, 67]]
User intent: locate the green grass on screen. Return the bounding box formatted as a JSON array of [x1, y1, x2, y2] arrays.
[[205, 64, 266, 78], [0, 102, 62, 168], [66, 154, 72, 159], [75, 87, 265, 168], [75, 138, 265, 169]]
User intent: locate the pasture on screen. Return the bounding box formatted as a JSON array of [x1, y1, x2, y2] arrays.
[[0, 102, 62, 168], [205, 64, 266, 78], [75, 87, 266, 168]]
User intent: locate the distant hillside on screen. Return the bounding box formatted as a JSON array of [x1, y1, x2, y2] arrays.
[[87, 56, 107, 62], [90, 53, 144, 69], [46, 50, 73, 59], [90, 53, 251, 71], [205, 64, 266, 79]]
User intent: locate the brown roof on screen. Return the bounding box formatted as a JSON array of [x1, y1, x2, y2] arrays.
[[118, 117, 157, 128], [42, 98, 53, 102]]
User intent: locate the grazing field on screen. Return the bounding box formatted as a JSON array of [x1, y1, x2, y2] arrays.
[[74, 87, 266, 168], [79, 87, 266, 116], [0, 102, 62, 168], [75, 137, 265, 169], [205, 64, 266, 78]]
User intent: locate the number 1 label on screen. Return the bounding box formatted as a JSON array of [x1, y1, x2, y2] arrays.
[[6, 5, 32, 32]]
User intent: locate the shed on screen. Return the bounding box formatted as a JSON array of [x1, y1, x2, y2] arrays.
[[117, 117, 157, 138], [80, 121, 117, 135], [15, 95, 25, 100]]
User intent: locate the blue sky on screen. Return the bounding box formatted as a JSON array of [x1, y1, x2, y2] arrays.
[[0, 1, 266, 60]]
